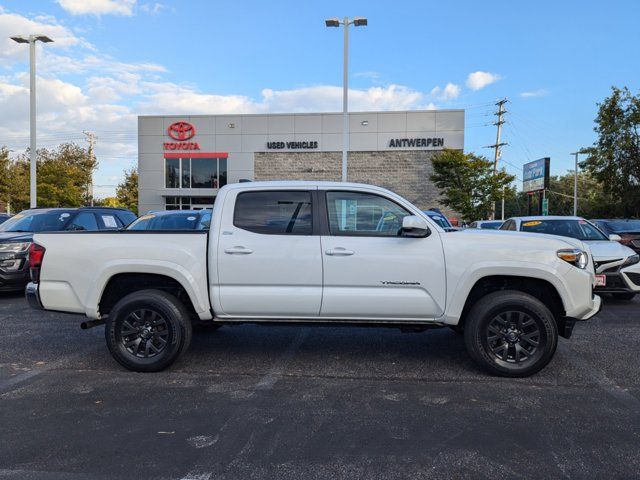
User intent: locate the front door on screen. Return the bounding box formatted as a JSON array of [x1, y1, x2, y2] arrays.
[[320, 190, 446, 320], [216, 188, 323, 318]]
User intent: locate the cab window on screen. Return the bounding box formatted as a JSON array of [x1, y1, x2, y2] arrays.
[[326, 191, 411, 237], [233, 191, 313, 235]]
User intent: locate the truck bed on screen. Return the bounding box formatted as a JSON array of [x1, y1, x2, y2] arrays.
[[33, 231, 211, 320]]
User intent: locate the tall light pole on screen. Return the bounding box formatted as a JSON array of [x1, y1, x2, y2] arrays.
[[570, 150, 585, 216], [325, 17, 367, 182], [10, 34, 54, 208]]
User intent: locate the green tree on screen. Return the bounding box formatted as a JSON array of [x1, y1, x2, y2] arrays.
[[0, 147, 9, 212], [2, 143, 97, 212], [430, 149, 515, 222], [581, 86, 640, 216], [116, 168, 138, 215]]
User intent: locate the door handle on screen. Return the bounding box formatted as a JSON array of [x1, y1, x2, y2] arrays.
[[325, 248, 355, 256], [224, 246, 254, 255]]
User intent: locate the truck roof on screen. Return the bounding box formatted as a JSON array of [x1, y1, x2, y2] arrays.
[[222, 180, 392, 193], [508, 216, 586, 222]]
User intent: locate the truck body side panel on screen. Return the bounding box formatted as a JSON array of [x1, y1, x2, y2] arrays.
[[34, 231, 211, 320]]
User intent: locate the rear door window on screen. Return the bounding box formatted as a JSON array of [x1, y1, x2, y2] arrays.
[[67, 212, 99, 231], [233, 191, 313, 235]]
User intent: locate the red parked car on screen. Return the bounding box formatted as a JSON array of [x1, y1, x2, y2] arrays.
[[592, 219, 640, 254]]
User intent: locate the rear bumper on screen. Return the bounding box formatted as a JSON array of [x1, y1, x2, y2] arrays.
[[25, 282, 44, 310]]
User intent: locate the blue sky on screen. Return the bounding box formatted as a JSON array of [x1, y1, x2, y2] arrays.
[[1, 0, 639, 197]]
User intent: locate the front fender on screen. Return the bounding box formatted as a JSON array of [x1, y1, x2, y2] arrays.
[[441, 261, 574, 324]]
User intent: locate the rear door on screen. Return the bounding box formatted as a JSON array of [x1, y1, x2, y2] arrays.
[[319, 189, 446, 319], [215, 188, 323, 318]]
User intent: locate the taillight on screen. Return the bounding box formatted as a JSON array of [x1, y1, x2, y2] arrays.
[[29, 243, 46, 283]]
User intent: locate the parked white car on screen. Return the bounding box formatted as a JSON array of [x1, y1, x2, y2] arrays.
[[26, 182, 601, 377], [501, 216, 640, 300], [469, 220, 504, 230]]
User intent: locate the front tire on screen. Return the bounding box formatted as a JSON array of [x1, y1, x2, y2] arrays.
[[463, 290, 558, 377], [105, 289, 192, 372]]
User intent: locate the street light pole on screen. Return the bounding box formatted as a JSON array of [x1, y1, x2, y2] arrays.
[[325, 17, 367, 182], [342, 16, 349, 183], [570, 150, 584, 216], [10, 34, 54, 208]]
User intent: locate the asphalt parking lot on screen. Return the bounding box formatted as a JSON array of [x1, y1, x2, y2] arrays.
[[1, 293, 639, 480]]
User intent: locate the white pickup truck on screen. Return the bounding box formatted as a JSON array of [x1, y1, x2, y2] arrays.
[[26, 181, 601, 377]]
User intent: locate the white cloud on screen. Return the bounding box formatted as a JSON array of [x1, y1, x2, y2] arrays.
[[466, 71, 501, 91], [0, 10, 83, 61], [353, 71, 381, 80], [139, 3, 167, 15], [520, 89, 548, 98], [442, 83, 460, 100], [429, 83, 460, 101], [57, 0, 136, 16]]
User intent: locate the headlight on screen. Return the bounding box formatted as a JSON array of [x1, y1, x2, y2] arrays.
[[557, 249, 588, 269], [622, 254, 640, 267], [0, 242, 31, 253]]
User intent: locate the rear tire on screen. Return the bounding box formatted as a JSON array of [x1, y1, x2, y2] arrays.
[[612, 292, 636, 301], [463, 290, 558, 377], [105, 289, 192, 372]]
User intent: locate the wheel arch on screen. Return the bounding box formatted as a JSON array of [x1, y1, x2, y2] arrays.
[[99, 273, 199, 320], [457, 275, 574, 338]]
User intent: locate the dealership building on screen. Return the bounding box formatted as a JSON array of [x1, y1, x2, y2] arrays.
[[137, 110, 464, 214]]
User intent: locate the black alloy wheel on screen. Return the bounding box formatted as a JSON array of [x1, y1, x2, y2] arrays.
[[485, 310, 541, 365], [119, 309, 169, 359], [464, 290, 558, 377], [105, 289, 192, 372]]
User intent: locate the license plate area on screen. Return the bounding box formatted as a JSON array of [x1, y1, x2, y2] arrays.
[[595, 274, 606, 287]]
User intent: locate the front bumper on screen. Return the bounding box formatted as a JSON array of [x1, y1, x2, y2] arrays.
[[25, 282, 44, 310], [580, 294, 602, 320], [595, 262, 640, 294]]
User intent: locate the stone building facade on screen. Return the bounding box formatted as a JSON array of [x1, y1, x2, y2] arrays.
[[137, 110, 464, 215], [254, 150, 444, 212]]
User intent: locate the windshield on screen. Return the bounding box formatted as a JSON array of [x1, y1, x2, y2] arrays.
[[127, 212, 203, 231], [0, 211, 73, 232], [480, 221, 503, 230], [424, 211, 452, 229], [520, 219, 608, 241], [603, 220, 640, 233]]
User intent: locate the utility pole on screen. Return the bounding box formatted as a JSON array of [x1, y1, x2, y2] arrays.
[[83, 131, 96, 206], [486, 99, 508, 220]]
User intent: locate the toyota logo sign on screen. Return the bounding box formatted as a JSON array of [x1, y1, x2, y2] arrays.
[[167, 121, 196, 141]]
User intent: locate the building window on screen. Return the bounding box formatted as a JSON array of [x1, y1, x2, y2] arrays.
[[165, 157, 227, 189], [165, 158, 180, 188], [191, 158, 216, 188], [165, 196, 215, 210]]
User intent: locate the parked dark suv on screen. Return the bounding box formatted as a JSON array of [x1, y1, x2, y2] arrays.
[[0, 207, 137, 292]]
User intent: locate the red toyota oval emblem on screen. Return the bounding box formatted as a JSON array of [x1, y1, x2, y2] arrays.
[[167, 121, 196, 141]]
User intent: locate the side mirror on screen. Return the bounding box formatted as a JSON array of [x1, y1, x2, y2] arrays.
[[609, 234, 622, 242], [401, 215, 430, 238]]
